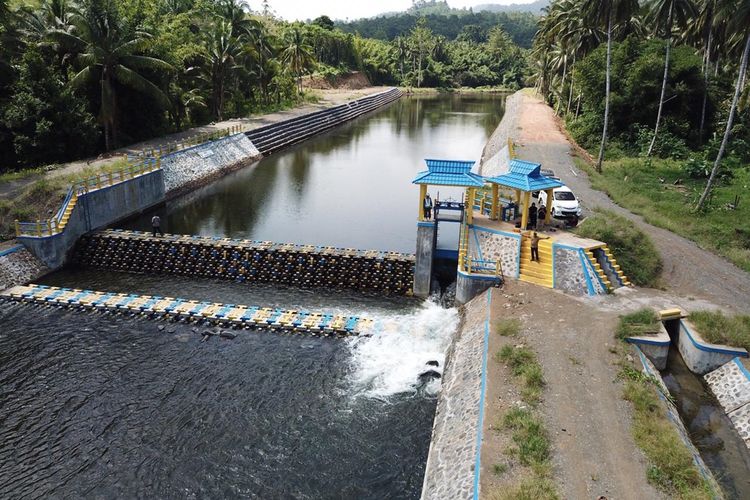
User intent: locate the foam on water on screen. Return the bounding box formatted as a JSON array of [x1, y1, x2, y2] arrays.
[[347, 300, 459, 398]]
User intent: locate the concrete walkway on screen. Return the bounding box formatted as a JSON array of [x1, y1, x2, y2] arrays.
[[486, 91, 750, 314], [0, 87, 387, 200]]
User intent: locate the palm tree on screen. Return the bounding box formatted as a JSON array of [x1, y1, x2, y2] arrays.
[[583, 0, 641, 172], [690, 0, 717, 144], [696, 0, 750, 210], [394, 36, 408, 83], [646, 0, 697, 156], [198, 19, 245, 120], [281, 27, 314, 94], [49, 0, 172, 150]]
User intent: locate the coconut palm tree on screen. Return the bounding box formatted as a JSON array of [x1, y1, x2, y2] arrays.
[[583, 0, 641, 172], [696, 0, 750, 210], [198, 18, 245, 120], [49, 0, 172, 150], [646, 0, 697, 156], [281, 27, 314, 94]]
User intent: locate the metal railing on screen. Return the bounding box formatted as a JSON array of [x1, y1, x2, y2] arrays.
[[15, 158, 160, 238], [457, 204, 503, 278], [128, 124, 246, 162]]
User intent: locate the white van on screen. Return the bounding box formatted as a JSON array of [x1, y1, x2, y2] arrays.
[[538, 186, 582, 219]]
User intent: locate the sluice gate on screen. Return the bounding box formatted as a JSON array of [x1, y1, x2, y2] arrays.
[[1, 284, 375, 336], [73, 230, 415, 295]]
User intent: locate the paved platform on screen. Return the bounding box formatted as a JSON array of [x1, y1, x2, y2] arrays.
[[1, 284, 374, 336]]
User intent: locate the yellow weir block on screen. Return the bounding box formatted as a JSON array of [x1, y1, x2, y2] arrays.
[[659, 308, 684, 321], [151, 298, 175, 313], [277, 310, 298, 327], [329, 315, 346, 331], [126, 296, 151, 311], [252, 308, 273, 324], [200, 304, 222, 317], [226, 306, 246, 321]]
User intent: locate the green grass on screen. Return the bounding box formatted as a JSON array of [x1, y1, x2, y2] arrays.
[[622, 379, 712, 499], [574, 208, 663, 287], [575, 155, 750, 273], [0, 166, 46, 183], [689, 310, 750, 351], [616, 308, 661, 340], [489, 475, 559, 500], [492, 462, 508, 475], [496, 318, 522, 337], [497, 345, 545, 405], [503, 407, 551, 466]]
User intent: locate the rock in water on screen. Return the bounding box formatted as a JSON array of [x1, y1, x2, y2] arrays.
[[426, 360, 440, 367], [418, 369, 442, 383]]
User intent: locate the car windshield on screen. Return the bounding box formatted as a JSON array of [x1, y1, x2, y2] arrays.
[[555, 191, 576, 201]]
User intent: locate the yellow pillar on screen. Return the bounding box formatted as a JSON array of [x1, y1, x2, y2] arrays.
[[418, 184, 427, 221], [545, 189, 553, 224], [515, 189, 521, 205], [491, 184, 499, 220], [36, 220, 41, 236], [14, 220, 20, 237], [520, 191, 530, 230], [467, 188, 475, 224]]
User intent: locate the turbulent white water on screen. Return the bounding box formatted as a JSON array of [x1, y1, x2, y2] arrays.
[[347, 300, 460, 398]]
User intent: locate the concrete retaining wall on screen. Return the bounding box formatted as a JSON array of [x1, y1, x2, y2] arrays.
[[455, 271, 498, 305], [705, 359, 750, 449], [672, 319, 748, 375], [552, 244, 606, 296], [421, 290, 492, 499], [626, 322, 671, 370], [19, 170, 165, 269], [74, 230, 415, 295]]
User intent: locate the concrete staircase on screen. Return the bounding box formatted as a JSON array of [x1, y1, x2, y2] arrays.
[[519, 237, 554, 288], [58, 194, 79, 230], [584, 245, 632, 291], [584, 248, 613, 291]]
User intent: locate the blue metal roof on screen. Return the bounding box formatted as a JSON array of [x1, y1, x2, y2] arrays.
[[484, 159, 563, 191], [412, 159, 485, 187]]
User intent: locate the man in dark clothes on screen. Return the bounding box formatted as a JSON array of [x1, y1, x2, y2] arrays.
[[151, 215, 164, 237], [529, 202, 537, 229]]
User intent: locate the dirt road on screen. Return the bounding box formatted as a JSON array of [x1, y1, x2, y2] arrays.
[[481, 280, 663, 499], [511, 93, 750, 314]]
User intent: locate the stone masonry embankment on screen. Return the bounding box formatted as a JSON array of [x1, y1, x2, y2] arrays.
[[705, 359, 750, 449], [0, 245, 48, 292], [74, 230, 415, 295], [479, 92, 523, 177], [421, 290, 491, 499]]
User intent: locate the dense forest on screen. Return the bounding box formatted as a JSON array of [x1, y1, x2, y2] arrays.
[[337, 3, 539, 48], [0, 0, 529, 172], [532, 0, 750, 209]]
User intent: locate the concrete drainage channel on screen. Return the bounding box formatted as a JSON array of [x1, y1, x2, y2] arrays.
[[629, 311, 750, 497]]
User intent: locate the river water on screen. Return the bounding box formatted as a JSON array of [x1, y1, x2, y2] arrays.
[[1, 94, 505, 498]]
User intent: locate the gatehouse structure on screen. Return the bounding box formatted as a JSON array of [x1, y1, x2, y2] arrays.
[[412, 149, 631, 303]]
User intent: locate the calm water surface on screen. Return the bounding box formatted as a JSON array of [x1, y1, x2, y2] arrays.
[[125, 94, 506, 252], [2, 94, 504, 498]]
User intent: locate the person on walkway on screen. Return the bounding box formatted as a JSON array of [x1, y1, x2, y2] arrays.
[[537, 204, 547, 227], [529, 231, 549, 262], [529, 202, 537, 229], [151, 215, 164, 237], [423, 193, 433, 220]]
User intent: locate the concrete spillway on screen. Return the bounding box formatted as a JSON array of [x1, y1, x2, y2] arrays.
[[1, 284, 375, 336], [73, 230, 415, 295]]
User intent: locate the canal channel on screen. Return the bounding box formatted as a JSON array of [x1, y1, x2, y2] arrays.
[[0, 93, 506, 498]]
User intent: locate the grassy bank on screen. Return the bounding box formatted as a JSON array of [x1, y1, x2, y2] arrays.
[[0, 159, 130, 240], [488, 323, 558, 500], [575, 155, 750, 273], [689, 310, 750, 351], [574, 209, 663, 287], [616, 312, 714, 499]]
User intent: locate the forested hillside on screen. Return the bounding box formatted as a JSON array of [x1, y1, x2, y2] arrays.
[[0, 0, 533, 172]]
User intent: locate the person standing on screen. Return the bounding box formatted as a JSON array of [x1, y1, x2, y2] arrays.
[[151, 214, 164, 237], [529, 231, 549, 262], [423, 193, 433, 220], [537, 204, 547, 227], [529, 202, 537, 229]]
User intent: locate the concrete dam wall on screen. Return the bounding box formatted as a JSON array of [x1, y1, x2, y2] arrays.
[[74, 230, 415, 295]]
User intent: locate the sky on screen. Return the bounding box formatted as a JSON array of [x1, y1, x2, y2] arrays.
[[245, 0, 538, 22]]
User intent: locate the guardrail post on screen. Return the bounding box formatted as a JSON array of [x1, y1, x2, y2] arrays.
[[14, 220, 20, 237], [46, 220, 52, 235], [467, 255, 472, 274], [156, 156, 161, 169], [109, 171, 114, 185], [36, 220, 41, 236]]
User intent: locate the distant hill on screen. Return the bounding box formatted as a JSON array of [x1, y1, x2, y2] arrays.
[[474, 1, 549, 14], [336, 8, 539, 48]]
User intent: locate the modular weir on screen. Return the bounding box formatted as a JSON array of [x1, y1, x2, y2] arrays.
[[0, 93, 507, 497]]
